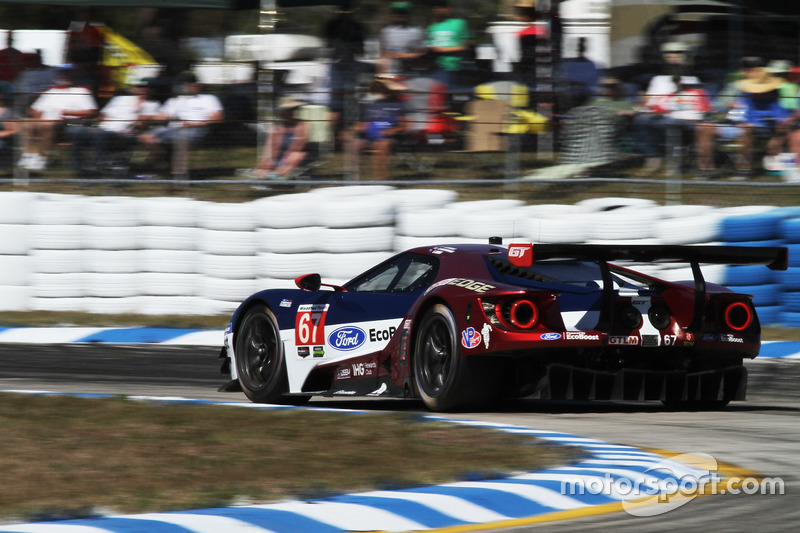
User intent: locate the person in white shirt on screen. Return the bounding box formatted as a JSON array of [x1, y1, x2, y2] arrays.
[[19, 66, 97, 170], [68, 78, 160, 172], [138, 71, 223, 174]]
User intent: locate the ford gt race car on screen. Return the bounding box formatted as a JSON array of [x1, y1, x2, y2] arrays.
[[219, 240, 788, 411]]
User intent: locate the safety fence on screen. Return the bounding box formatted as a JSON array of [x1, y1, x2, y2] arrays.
[[0, 188, 798, 326]]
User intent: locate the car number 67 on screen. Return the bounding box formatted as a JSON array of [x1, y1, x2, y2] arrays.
[[663, 335, 677, 346]]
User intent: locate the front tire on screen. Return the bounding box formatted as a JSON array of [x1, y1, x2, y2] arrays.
[[413, 304, 472, 411], [235, 307, 289, 403]]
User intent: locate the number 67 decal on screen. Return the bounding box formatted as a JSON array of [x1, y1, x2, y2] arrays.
[[296, 304, 329, 345]]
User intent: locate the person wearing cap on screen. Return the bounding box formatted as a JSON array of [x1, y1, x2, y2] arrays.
[[249, 98, 310, 179], [138, 71, 223, 175], [695, 56, 792, 178], [379, 1, 426, 78], [342, 76, 407, 180], [425, 0, 471, 91], [18, 65, 97, 171], [67, 78, 160, 173], [766, 59, 799, 111]]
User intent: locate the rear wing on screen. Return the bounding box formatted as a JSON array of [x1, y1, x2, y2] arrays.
[[505, 243, 789, 331], [507, 243, 788, 271]]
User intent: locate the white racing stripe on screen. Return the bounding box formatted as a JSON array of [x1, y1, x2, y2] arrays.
[[356, 490, 511, 523], [435, 481, 587, 510], [0, 327, 106, 344], [121, 513, 276, 532], [257, 501, 427, 532]]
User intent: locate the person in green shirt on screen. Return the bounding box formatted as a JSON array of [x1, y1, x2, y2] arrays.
[[425, 0, 471, 91]]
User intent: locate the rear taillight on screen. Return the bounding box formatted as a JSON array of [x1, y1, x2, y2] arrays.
[[483, 298, 540, 330], [724, 302, 753, 331]]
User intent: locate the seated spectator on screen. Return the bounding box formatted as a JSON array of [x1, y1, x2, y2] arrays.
[[341, 76, 407, 180], [0, 81, 19, 167], [18, 66, 97, 171], [67, 78, 160, 173], [249, 98, 310, 179], [767, 60, 799, 112], [13, 50, 55, 115], [696, 57, 792, 178], [138, 72, 223, 175], [584, 76, 636, 150], [633, 75, 710, 175], [631, 41, 703, 174]]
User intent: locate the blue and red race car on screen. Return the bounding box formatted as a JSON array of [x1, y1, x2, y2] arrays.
[[220, 240, 788, 411]]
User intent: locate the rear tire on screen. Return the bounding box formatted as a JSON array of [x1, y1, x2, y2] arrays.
[[235, 307, 289, 403], [413, 304, 472, 411]]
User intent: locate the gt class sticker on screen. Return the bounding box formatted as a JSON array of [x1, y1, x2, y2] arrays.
[[461, 327, 482, 349], [508, 243, 533, 267], [295, 304, 329, 346]]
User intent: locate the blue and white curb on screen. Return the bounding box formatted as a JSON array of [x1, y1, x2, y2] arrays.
[[0, 393, 733, 532], [0, 327, 799, 358]]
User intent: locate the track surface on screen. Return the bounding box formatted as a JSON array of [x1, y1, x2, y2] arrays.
[[0, 344, 797, 531]]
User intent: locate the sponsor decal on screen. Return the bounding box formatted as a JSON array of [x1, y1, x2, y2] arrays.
[[481, 322, 493, 349], [328, 326, 367, 351], [313, 346, 325, 358], [426, 278, 496, 294], [403, 319, 412, 330], [370, 327, 397, 342], [461, 327, 482, 349], [685, 332, 695, 342], [508, 243, 533, 267], [429, 246, 456, 254], [295, 304, 329, 346], [336, 366, 351, 380], [702, 333, 718, 342], [609, 335, 639, 346], [720, 334, 744, 344], [279, 299, 292, 308], [352, 360, 377, 377], [642, 335, 659, 347], [225, 322, 232, 334], [565, 331, 600, 341], [632, 297, 650, 307], [333, 390, 358, 395], [684, 341, 695, 347], [297, 346, 310, 358], [539, 332, 562, 340]]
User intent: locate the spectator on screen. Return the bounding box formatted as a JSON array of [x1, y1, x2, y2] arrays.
[[0, 81, 19, 167], [138, 71, 223, 175], [250, 98, 310, 179], [0, 31, 25, 84], [67, 78, 160, 173], [555, 37, 601, 111], [766, 60, 799, 112], [425, 0, 471, 92], [513, 0, 545, 90], [631, 41, 703, 174], [18, 66, 98, 171], [324, 1, 372, 137], [585, 75, 636, 149], [378, 1, 426, 78], [696, 57, 792, 178], [13, 50, 55, 115], [342, 76, 407, 180]]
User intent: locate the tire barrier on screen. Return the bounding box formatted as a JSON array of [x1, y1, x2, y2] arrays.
[[1, 190, 797, 326]]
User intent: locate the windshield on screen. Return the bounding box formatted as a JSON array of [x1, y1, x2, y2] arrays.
[[345, 253, 439, 293]]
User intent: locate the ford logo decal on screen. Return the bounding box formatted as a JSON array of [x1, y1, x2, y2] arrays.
[[328, 326, 367, 351], [539, 332, 562, 340]]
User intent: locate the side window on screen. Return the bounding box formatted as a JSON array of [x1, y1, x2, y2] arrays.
[[347, 253, 438, 293]]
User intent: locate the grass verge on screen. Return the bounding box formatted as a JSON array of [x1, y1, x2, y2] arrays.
[[0, 393, 578, 523]]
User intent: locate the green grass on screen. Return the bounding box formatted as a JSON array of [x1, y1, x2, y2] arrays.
[[0, 393, 578, 522]]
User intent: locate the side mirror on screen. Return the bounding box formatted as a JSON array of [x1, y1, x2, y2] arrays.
[[295, 273, 321, 292]]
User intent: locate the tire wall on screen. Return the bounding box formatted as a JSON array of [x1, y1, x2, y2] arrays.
[[0, 191, 795, 326]]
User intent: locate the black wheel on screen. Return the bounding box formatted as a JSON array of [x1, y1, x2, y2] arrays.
[[413, 304, 471, 411], [235, 307, 289, 403]]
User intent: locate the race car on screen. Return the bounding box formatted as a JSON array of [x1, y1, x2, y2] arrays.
[[219, 240, 788, 411]]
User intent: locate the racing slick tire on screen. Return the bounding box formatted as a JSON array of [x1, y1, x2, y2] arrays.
[[235, 306, 291, 404], [413, 304, 477, 411]]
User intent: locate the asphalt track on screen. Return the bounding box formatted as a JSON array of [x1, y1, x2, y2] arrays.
[[0, 343, 797, 531]]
